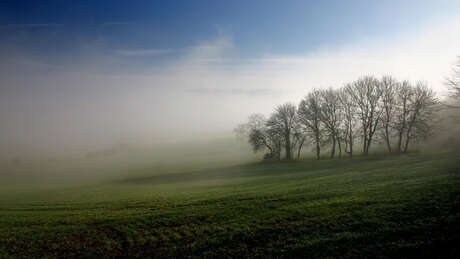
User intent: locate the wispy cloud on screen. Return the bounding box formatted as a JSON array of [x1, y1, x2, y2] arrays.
[[115, 49, 172, 56], [188, 87, 277, 96], [101, 21, 143, 26], [0, 23, 64, 29], [5, 59, 57, 69]]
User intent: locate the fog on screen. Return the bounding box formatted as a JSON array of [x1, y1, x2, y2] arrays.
[[1, 16, 460, 160]]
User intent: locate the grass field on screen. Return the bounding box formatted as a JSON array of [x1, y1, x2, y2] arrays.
[[0, 146, 459, 258]]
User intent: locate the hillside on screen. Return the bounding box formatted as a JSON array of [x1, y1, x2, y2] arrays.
[[0, 149, 459, 258]]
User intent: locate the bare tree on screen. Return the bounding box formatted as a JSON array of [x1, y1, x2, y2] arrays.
[[237, 74, 440, 161], [444, 56, 460, 124], [379, 75, 398, 154], [248, 128, 271, 154], [248, 127, 283, 160], [234, 114, 266, 140], [291, 121, 308, 159], [340, 84, 357, 157], [298, 90, 324, 159], [403, 82, 439, 153], [444, 56, 460, 104], [235, 114, 280, 160], [266, 103, 298, 160], [265, 127, 283, 160], [349, 76, 383, 156], [319, 88, 342, 159], [394, 81, 413, 153]]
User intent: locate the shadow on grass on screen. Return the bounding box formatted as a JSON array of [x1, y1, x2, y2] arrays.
[[113, 152, 416, 186]]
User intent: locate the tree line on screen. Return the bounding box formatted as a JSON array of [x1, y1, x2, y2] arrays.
[[235, 75, 440, 160]]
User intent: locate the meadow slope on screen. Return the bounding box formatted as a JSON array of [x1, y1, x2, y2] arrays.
[[0, 149, 459, 258]]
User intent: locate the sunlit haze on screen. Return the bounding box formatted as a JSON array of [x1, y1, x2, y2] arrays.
[[1, 0, 459, 157]]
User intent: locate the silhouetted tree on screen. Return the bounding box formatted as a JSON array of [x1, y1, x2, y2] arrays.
[[237, 74, 440, 161], [319, 88, 342, 159], [444, 56, 460, 104], [444, 56, 460, 123], [293, 128, 308, 159], [394, 81, 414, 153], [298, 90, 324, 159], [340, 84, 358, 157], [235, 114, 280, 160], [349, 76, 383, 156], [379, 75, 398, 154], [403, 82, 439, 153], [267, 103, 298, 160], [234, 114, 266, 140]]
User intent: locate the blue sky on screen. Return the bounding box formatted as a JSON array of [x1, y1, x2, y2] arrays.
[[1, 0, 459, 67], [1, 1, 460, 155]]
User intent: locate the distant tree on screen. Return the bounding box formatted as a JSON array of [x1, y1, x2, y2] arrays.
[[288, 115, 308, 159], [293, 129, 308, 159], [266, 103, 298, 160], [340, 84, 358, 157], [349, 76, 383, 156], [379, 75, 398, 154], [444, 56, 460, 123], [235, 114, 280, 160], [265, 127, 283, 160], [402, 82, 439, 153], [319, 88, 342, 159], [298, 90, 324, 159], [394, 81, 413, 153], [444, 56, 460, 104], [248, 128, 276, 159], [234, 114, 266, 140], [236, 74, 440, 161]]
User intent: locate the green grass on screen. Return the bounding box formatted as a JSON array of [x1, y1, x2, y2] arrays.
[[0, 149, 459, 258]]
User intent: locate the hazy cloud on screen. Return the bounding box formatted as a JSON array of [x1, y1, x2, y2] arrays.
[[101, 21, 143, 26], [188, 87, 277, 96], [4, 59, 57, 69], [115, 48, 172, 56]]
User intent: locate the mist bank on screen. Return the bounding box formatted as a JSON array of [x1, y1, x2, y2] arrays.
[[0, 135, 261, 187], [0, 130, 242, 161], [1, 16, 459, 162], [1, 94, 458, 163]]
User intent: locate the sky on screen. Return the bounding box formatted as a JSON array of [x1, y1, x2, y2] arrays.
[[1, 0, 460, 157]]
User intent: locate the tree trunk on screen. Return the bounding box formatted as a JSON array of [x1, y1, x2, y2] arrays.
[[366, 137, 372, 155], [348, 134, 353, 157], [315, 135, 321, 160], [297, 140, 304, 159], [363, 138, 368, 156], [285, 134, 291, 160], [345, 131, 353, 158], [367, 120, 379, 156], [397, 129, 404, 153], [330, 135, 336, 159], [385, 127, 392, 155], [404, 113, 417, 153], [397, 109, 406, 153], [337, 138, 342, 158], [404, 128, 411, 153]]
